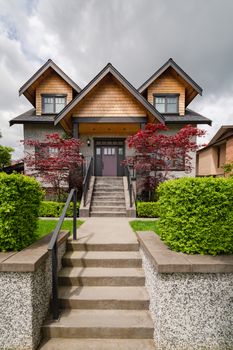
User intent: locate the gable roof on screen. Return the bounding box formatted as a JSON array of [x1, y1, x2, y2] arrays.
[[197, 125, 233, 154], [208, 125, 233, 146], [54, 63, 165, 125], [19, 59, 81, 105], [138, 58, 203, 96]]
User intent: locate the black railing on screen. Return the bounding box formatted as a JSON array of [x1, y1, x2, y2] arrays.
[[83, 157, 93, 206], [48, 188, 77, 320], [126, 166, 133, 207]]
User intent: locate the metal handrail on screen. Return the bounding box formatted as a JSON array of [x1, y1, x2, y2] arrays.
[[48, 188, 77, 320], [126, 166, 133, 207], [82, 157, 93, 206]]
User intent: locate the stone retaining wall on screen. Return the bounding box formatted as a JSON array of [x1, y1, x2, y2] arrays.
[[0, 231, 69, 350], [137, 231, 233, 350]]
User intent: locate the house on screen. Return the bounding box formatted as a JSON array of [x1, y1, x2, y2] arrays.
[[197, 125, 233, 177], [10, 58, 211, 215]]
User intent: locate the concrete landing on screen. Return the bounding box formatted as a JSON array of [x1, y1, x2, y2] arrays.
[[76, 217, 137, 245]]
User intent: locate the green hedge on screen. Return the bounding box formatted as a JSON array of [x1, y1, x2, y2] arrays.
[[39, 201, 80, 217], [136, 201, 160, 218], [0, 173, 43, 251], [157, 177, 233, 255]]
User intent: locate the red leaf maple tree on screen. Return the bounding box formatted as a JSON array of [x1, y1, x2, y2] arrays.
[[23, 133, 83, 201], [125, 123, 206, 198]]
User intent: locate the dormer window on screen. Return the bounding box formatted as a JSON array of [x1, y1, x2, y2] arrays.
[[154, 94, 179, 114], [42, 94, 67, 114]]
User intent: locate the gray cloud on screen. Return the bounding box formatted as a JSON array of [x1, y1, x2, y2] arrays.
[[0, 0, 233, 158]]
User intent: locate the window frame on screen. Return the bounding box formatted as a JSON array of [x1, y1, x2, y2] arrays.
[[41, 94, 67, 114], [153, 93, 179, 114]]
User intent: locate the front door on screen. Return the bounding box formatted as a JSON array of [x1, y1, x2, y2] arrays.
[[94, 139, 125, 176], [102, 147, 117, 176]]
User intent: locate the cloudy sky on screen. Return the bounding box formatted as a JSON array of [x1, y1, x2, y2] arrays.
[[0, 0, 233, 159]]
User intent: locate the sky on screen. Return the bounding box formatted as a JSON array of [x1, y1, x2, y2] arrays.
[[0, 0, 233, 159]]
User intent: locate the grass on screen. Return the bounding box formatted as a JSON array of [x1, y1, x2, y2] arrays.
[[130, 220, 160, 235], [36, 219, 84, 239]]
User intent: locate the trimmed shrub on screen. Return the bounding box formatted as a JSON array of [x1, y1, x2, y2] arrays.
[[0, 173, 43, 251], [137, 201, 160, 218], [157, 177, 233, 255], [39, 201, 80, 217]]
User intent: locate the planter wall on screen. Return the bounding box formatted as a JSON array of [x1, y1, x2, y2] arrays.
[[137, 232, 233, 350], [0, 231, 69, 350]]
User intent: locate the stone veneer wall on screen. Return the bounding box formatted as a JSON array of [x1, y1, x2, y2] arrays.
[[0, 233, 68, 350], [140, 247, 233, 350]]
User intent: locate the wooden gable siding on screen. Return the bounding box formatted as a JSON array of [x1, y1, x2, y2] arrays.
[[73, 75, 146, 117], [147, 68, 185, 115], [36, 72, 73, 115]]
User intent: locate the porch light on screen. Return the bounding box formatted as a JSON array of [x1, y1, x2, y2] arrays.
[[87, 138, 91, 147]]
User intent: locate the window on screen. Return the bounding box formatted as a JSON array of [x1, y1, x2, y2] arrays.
[[154, 95, 179, 114], [103, 147, 115, 155], [42, 95, 66, 114]]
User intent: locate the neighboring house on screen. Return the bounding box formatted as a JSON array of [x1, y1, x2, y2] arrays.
[[197, 125, 233, 177], [10, 58, 211, 181]]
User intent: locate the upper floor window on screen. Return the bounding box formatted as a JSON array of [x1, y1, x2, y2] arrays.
[[42, 95, 66, 114], [154, 94, 179, 114]]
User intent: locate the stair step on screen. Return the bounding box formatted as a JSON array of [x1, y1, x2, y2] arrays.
[[39, 338, 156, 350], [92, 195, 125, 200], [58, 267, 145, 286], [95, 177, 123, 181], [91, 206, 126, 212], [90, 212, 126, 217], [92, 200, 126, 206], [94, 185, 123, 189], [42, 309, 154, 339], [67, 241, 139, 252], [93, 191, 124, 195], [58, 286, 149, 309], [62, 251, 142, 267]]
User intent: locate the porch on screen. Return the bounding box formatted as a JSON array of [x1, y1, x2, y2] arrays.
[[72, 116, 146, 177]]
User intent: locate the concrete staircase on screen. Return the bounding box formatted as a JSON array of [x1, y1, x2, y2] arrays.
[[90, 177, 127, 217], [40, 239, 155, 349]]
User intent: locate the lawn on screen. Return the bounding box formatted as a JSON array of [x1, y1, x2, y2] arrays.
[[36, 219, 84, 239], [130, 220, 160, 235]]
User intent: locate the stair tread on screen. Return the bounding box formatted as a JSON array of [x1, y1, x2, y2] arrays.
[[67, 241, 139, 252], [43, 309, 153, 328], [63, 251, 141, 260], [39, 338, 156, 350], [59, 267, 145, 278], [91, 206, 126, 209], [58, 286, 149, 301], [91, 210, 126, 214]]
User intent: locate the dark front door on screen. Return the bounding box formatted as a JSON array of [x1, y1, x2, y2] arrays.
[[102, 147, 117, 176], [94, 139, 125, 176]]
